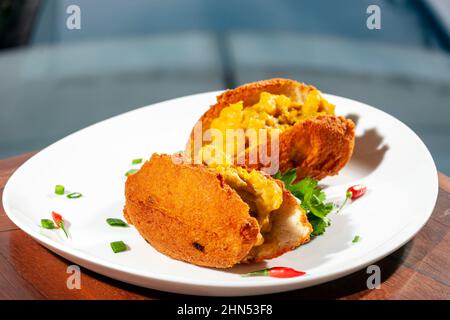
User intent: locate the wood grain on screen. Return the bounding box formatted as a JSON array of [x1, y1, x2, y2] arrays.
[[0, 153, 449, 299], [0, 152, 36, 232], [438, 172, 450, 193]]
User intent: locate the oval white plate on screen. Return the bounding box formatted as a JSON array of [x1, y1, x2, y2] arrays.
[[3, 92, 438, 296]]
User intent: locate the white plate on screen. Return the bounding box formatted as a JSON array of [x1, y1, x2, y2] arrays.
[[3, 92, 438, 296]]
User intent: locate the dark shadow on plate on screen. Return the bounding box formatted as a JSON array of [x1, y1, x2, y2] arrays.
[[344, 112, 389, 179], [352, 128, 389, 172], [213, 261, 268, 275], [345, 113, 360, 126], [319, 116, 389, 186], [347, 112, 388, 172]]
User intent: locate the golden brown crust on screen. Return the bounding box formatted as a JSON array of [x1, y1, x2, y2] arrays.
[[243, 186, 312, 263], [185, 78, 355, 180], [124, 154, 259, 268], [279, 115, 355, 181]]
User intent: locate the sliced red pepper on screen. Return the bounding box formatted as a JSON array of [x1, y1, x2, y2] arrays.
[[337, 184, 367, 213], [347, 184, 367, 200], [242, 267, 306, 278], [52, 211, 69, 238]]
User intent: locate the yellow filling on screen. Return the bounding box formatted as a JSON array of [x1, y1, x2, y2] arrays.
[[210, 90, 334, 132], [210, 164, 282, 246], [199, 90, 334, 166]]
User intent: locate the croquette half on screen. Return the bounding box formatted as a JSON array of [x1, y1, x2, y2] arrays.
[[186, 78, 355, 180], [124, 154, 312, 268]]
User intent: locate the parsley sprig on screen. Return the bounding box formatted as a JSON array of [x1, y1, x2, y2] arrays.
[[274, 169, 334, 236]]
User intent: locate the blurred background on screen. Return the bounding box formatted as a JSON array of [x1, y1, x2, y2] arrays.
[[0, 0, 449, 173]]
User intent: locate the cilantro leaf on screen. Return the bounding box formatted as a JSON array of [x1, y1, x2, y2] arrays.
[[274, 169, 334, 236], [308, 216, 331, 236]]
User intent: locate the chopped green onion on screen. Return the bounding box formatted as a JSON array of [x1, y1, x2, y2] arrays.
[[125, 169, 139, 176], [41, 219, 55, 229], [67, 192, 82, 199], [54, 185, 65, 195], [106, 218, 128, 227], [58, 221, 69, 238], [110, 241, 127, 253], [131, 158, 143, 165], [352, 235, 361, 243]]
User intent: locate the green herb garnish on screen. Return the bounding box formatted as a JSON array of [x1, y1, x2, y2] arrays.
[[67, 192, 82, 199], [352, 235, 361, 243], [110, 241, 127, 253], [131, 158, 143, 165], [274, 169, 334, 236], [124, 169, 139, 176], [59, 221, 69, 238], [106, 218, 128, 227], [41, 219, 55, 229], [54, 185, 65, 195]]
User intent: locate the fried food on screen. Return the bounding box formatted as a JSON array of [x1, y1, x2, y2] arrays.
[[185, 78, 355, 180], [123, 154, 312, 268]]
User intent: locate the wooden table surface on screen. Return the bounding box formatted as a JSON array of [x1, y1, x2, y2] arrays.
[[0, 152, 449, 300]]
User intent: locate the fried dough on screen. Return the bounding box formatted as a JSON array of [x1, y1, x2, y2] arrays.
[[186, 78, 355, 180], [124, 154, 312, 268]]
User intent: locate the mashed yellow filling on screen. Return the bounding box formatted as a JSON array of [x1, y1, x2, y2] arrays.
[[210, 90, 334, 132], [210, 164, 282, 246], [199, 90, 334, 166]]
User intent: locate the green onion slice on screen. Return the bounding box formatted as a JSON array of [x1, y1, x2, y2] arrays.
[[67, 192, 82, 199], [125, 169, 139, 176], [55, 185, 65, 195], [58, 221, 69, 238], [106, 218, 128, 227], [41, 219, 55, 229], [131, 158, 143, 165], [352, 235, 361, 243], [110, 241, 127, 253]]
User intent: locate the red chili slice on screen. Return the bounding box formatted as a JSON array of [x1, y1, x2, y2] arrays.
[[51, 211, 69, 238], [242, 266, 306, 278], [347, 184, 367, 200]]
